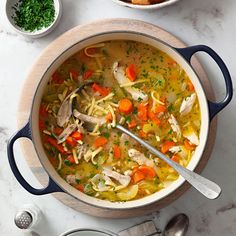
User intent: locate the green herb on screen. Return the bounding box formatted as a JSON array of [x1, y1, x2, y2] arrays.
[[125, 116, 131, 123], [88, 173, 96, 179], [13, 0, 55, 32], [84, 183, 94, 195], [132, 107, 138, 115], [138, 97, 143, 102], [168, 104, 174, 112], [75, 179, 81, 184], [64, 159, 72, 166], [168, 129, 173, 134], [125, 140, 129, 146], [102, 132, 110, 139]]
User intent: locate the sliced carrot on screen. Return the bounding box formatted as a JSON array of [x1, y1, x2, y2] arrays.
[[113, 145, 121, 159], [126, 64, 137, 81], [94, 136, 108, 148], [47, 137, 66, 153], [83, 70, 93, 80], [148, 110, 161, 126], [161, 140, 175, 154], [75, 184, 84, 192], [39, 105, 48, 118], [187, 81, 195, 91], [53, 127, 63, 135], [66, 137, 77, 147], [138, 102, 148, 121], [52, 71, 63, 84], [67, 155, 75, 164], [39, 120, 45, 131], [139, 130, 148, 139], [118, 98, 133, 114], [92, 83, 110, 96], [184, 139, 196, 151], [128, 119, 137, 129], [155, 104, 166, 113], [171, 154, 180, 163], [167, 60, 177, 67], [138, 165, 156, 178], [70, 69, 79, 80], [105, 112, 113, 122], [132, 170, 145, 184], [71, 132, 83, 141]]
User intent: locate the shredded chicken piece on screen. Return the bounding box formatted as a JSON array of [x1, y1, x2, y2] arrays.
[[168, 114, 181, 139], [180, 93, 196, 116], [102, 168, 131, 187], [183, 127, 199, 146], [113, 62, 148, 102], [128, 149, 155, 167], [57, 124, 77, 144], [73, 109, 106, 126]]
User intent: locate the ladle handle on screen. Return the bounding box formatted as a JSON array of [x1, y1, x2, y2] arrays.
[[116, 124, 221, 199]]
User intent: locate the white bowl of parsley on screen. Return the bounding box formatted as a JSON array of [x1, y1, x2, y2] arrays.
[[5, 0, 62, 38]]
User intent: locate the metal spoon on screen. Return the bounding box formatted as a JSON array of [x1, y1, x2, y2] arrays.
[[71, 82, 221, 199], [164, 214, 189, 236], [116, 124, 221, 199]]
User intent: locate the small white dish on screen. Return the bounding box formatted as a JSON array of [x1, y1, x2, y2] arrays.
[[5, 0, 62, 38], [112, 0, 180, 10]]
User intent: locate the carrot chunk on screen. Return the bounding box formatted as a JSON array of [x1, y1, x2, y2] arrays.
[[83, 70, 93, 80], [187, 81, 195, 91], [92, 83, 110, 96], [47, 137, 66, 153], [138, 165, 156, 178], [184, 139, 196, 151], [148, 110, 161, 126], [161, 140, 175, 154], [171, 154, 180, 163], [94, 136, 108, 148], [128, 119, 137, 129], [155, 104, 166, 113], [118, 98, 133, 114], [105, 112, 113, 122], [126, 64, 137, 81], [52, 71, 63, 84], [67, 155, 76, 164], [71, 132, 83, 141], [66, 137, 77, 147], [132, 170, 145, 184], [113, 145, 121, 159], [138, 102, 148, 121], [75, 184, 84, 192]]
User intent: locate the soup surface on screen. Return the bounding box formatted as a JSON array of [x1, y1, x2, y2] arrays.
[[39, 40, 201, 201]]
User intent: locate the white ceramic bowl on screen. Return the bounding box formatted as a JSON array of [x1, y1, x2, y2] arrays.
[[7, 20, 232, 211], [112, 0, 180, 10], [5, 0, 62, 38]]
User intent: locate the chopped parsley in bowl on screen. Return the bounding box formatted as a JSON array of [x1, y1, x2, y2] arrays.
[[5, 0, 62, 38]]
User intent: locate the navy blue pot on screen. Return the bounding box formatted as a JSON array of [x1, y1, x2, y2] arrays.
[[6, 30, 233, 209]]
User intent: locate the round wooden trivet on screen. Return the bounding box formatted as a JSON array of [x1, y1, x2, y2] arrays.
[[17, 19, 217, 218]]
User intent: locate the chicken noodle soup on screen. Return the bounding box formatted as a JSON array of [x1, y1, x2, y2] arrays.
[[39, 41, 201, 201]]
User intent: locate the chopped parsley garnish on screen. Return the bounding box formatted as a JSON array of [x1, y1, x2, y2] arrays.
[[13, 0, 55, 32], [102, 132, 110, 139]]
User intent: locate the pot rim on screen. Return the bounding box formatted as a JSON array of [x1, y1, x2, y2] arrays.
[[29, 30, 210, 210]]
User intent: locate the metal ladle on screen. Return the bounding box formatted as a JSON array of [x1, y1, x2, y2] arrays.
[[68, 81, 221, 200]]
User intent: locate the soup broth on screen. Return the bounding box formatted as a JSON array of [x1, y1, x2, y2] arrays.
[[39, 40, 201, 201]]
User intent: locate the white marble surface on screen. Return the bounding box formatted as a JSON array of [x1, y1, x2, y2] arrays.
[[0, 0, 236, 235]]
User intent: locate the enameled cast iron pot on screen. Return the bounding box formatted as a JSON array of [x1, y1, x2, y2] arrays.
[[7, 25, 233, 210]]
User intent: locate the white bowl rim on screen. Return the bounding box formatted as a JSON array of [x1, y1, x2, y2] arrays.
[[111, 0, 180, 9], [5, 0, 62, 37], [29, 30, 210, 210]]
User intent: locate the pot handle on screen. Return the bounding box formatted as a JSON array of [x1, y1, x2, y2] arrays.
[[7, 122, 63, 195], [176, 45, 233, 120]]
